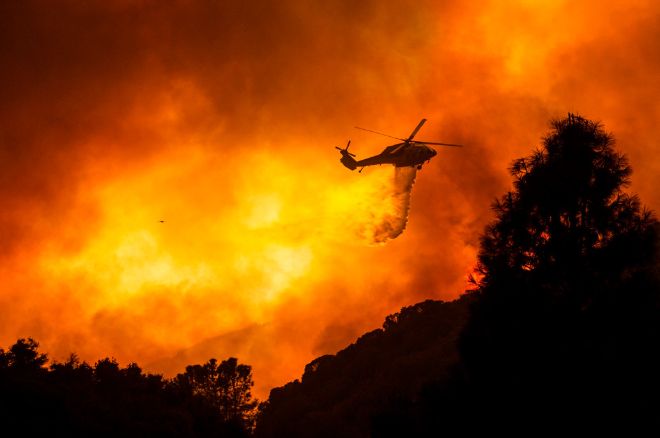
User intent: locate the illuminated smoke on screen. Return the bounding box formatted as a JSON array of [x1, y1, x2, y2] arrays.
[[0, 0, 657, 400], [360, 167, 418, 244]]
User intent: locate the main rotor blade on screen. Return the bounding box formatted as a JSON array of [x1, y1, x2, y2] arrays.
[[354, 126, 406, 141], [406, 118, 427, 142], [389, 144, 407, 154], [413, 141, 463, 147]]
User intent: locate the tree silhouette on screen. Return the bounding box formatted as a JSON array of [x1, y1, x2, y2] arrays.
[[0, 339, 254, 436], [5, 338, 48, 371], [476, 113, 653, 285], [461, 114, 660, 427], [176, 357, 258, 431]]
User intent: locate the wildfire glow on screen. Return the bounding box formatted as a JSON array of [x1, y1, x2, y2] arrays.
[[1, 0, 658, 398]]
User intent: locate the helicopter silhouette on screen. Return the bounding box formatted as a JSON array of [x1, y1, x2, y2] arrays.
[[336, 118, 461, 172]]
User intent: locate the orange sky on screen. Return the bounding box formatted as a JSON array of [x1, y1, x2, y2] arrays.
[[1, 0, 658, 398]]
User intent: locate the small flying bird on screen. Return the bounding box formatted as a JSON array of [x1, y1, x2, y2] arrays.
[[159, 220, 165, 223]]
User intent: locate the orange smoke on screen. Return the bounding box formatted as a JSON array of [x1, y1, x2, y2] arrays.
[[1, 0, 658, 398]]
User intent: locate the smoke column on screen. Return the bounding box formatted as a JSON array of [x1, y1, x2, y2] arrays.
[[361, 167, 418, 244]]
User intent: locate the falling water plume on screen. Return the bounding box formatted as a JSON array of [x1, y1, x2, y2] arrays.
[[361, 167, 418, 244]]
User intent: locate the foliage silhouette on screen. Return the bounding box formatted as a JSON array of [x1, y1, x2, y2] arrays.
[[175, 357, 258, 431], [5, 337, 48, 371], [460, 114, 660, 428], [0, 338, 256, 437]]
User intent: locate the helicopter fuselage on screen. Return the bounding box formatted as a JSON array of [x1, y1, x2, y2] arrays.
[[335, 118, 459, 171], [343, 142, 437, 170], [365, 142, 437, 167]]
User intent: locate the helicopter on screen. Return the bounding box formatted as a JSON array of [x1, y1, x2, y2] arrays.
[[336, 118, 461, 172]]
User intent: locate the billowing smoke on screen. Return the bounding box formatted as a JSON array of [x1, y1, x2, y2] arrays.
[[1, 0, 658, 399], [359, 167, 418, 244]]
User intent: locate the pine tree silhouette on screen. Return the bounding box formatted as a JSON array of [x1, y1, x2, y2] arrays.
[[460, 114, 660, 429]]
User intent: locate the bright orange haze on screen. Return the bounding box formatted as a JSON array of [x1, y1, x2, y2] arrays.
[[1, 0, 658, 398]]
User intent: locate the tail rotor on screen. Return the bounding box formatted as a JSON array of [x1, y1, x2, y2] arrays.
[[335, 140, 355, 157]]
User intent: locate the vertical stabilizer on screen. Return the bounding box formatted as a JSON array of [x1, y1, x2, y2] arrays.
[[336, 140, 358, 170]]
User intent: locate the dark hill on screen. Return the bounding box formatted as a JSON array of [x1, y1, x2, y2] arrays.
[[256, 296, 472, 437]]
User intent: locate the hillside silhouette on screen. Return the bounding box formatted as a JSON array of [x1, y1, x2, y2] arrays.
[[257, 297, 471, 437], [257, 114, 660, 436]]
